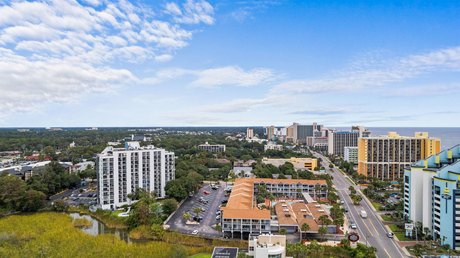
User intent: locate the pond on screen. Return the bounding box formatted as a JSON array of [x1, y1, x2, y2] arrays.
[[69, 213, 133, 243]]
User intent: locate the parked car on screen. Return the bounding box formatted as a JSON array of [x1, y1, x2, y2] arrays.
[[203, 191, 210, 195], [387, 232, 394, 238], [192, 230, 198, 235], [350, 222, 357, 229]]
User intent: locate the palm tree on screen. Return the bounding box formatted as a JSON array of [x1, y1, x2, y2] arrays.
[[318, 215, 331, 226], [315, 184, 321, 200], [182, 212, 191, 221], [301, 223, 310, 232], [318, 226, 328, 240], [193, 207, 202, 218]]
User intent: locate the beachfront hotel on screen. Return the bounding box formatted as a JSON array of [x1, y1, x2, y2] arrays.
[[358, 132, 440, 180], [404, 145, 460, 249]]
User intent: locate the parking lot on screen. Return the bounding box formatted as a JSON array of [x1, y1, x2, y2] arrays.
[[62, 187, 97, 206], [166, 181, 229, 238]]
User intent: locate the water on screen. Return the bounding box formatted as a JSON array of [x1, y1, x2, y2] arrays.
[[336, 127, 460, 150], [69, 213, 132, 243]]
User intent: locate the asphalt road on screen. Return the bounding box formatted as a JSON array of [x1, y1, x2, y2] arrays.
[[312, 151, 407, 258], [167, 182, 226, 238]]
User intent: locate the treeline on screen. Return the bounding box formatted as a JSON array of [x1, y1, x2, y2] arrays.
[[0, 162, 94, 215]]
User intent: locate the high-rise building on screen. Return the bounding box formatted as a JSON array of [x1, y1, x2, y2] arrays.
[[358, 132, 440, 180], [284, 122, 321, 144], [265, 126, 276, 141], [246, 128, 254, 139], [344, 146, 358, 164], [327, 126, 369, 156], [404, 145, 460, 250], [96, 142, 175, 210]]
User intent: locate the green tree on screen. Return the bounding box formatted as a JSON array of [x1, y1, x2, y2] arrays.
[[150, 224, 165, 240], [165, 180, 188, 201], [301, 223, 310, 232], [182, 212, 191, 221], [52, 200, 68, 212], [318, 226, 328, 240], [193, 207, 202, 218], [0, 174, 27, 211], [279, 228, 287, 235], [21, 190, 46, 212], [161, 199, 178, 216]]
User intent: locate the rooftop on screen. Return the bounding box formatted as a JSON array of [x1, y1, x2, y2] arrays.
[[222, 178, 327, 220]]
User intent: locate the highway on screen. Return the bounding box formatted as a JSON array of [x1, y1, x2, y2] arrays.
[[312, 151, 407, 258]]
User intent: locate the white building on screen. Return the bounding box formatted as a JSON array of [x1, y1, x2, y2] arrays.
[[96, 141, 175, 210], [247, 128, 254, 139], [198, 142, 226, 152], [248, 234, 286, 258], [264, 142, 283, 151], [344, 146, 358, 164]]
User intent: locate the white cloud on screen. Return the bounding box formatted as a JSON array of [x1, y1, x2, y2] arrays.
[[192, 66, 275, 87], [165, 0, 214, 25], [143, 66, 276, 87], [271, 46, 460, 95], [0, 0, 214, 119]]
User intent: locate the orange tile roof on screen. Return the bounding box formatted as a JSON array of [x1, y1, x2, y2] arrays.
[[222, 178, 327, 220], [273, 201, 332, 232], [243, 178, 327, 185]]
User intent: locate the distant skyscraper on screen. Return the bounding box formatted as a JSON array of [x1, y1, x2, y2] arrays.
[[327, 126, 370, 156], [265, 126, 276, 140], [97, 142, 175, 210], [246, 128, 254, 139], [358, 132, 440, 180]]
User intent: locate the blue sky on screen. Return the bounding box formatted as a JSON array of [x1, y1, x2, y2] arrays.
[[0, 0, 459, 127]]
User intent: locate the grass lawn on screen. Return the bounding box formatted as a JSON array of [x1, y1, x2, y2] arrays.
[[388, 224, 400, 232], [371, 201, 382, 211], [190, 253, 212, 258], [381, 214, 393, 222], [388, 224, 413, 241]]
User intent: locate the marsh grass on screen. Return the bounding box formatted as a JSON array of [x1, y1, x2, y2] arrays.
[[72, 218, 92, 228], [0, 212, 208, 258]]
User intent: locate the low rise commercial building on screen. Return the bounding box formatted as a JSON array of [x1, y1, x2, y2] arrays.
[[198, 142, 226, 152], [264, 142, 283, 152], [262, 157, 318, 171], [274, 201, 335, 235], [404, 144, 460, 250], [221, 178, 328, 239], [248, 234, 286, 258], [358, 132, 440, 180]]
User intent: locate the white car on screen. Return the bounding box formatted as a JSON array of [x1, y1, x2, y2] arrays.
[[192, 230, 198, 235], [350, 223, 357, 229]]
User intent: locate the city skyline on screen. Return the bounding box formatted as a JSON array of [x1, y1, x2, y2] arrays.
[[1, 0, 459, 127]]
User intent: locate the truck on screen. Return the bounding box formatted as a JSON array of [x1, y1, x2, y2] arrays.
[[360, 210, 367, 218]]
